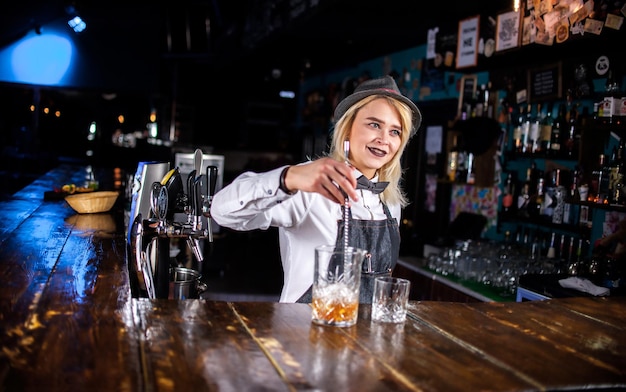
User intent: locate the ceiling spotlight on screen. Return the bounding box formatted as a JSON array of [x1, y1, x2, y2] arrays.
[[68, 16, 86, 33]]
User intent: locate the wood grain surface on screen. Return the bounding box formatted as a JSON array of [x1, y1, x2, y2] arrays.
[[1, 164, 625, 391]]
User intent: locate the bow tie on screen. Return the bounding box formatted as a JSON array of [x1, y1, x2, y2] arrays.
[[356, 175, 389, 194]]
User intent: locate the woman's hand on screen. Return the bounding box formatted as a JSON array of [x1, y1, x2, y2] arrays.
[[282, 158, 358, 204]]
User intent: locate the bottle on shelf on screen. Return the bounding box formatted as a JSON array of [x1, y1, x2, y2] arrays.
[[551, 169, 566, 224], [564, 105, 579, 159], [539, 103, 553, 154], [557, 233, 568, 272], [608, 138, 625, 204], [455, 143, 468, 183], [475, 84, 487, 117], [485, 81, 495, 119], [447, 134, 460, 182], [550, 103, 566, 158], [612, 175, 625, 205], [529, 234, 541, 261], [599, 69, 623, 126], [563, 167, 581, 225], [593, 101, 601, 123], [526, 103, 539, 154], [513, 105, 525, 154], [599, 151, 612, 204], [466, 152, 476, 184], [567, 236, 578, 275], [579, 203, 591, 228], [517, 167, 532, 217], [528, 176, 546, 218], [576, 238, 585, 268], [543, 169, 556, 219], [592, 153, 607, 203], [529, 160, 541, 196], [501, 172, 516, 216]]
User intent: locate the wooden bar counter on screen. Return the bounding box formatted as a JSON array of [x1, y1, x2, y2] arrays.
[[1, 164, 625, 391]]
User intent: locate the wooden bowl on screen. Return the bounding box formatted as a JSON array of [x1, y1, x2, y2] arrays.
[[65, 191, 119, 214]]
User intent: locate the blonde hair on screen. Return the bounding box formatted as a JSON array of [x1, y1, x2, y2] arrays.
[[328, 94, 414, 207]]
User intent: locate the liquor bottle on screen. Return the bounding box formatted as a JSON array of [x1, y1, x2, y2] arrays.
[[475, 84, 486, 117], [501, 172, 516, 216], [528, 177, 545, 218], [593, 101, 601, 123], [455, 146, 468, 183], [466, 152, 475, 184], [539, 103, 553, 154], [567, 236, 578, 275], [528, 160, 540, 195], [551, 169, 566, 224], [533, 103, 545, 154], [564, 105, 579, 158], [603, 149, 615, 204], [608, 139, 625, 202], [537, 177, 546, 217], [543, 169, 557, 219], [576, 238, 584, 266], [599, 69, 622, 125], [447, 134, 460, 182], [594, 153, 609, 203], [484, 81, 497, 118], [557, 234, 568, 272], [517, 167, 532, 217], [513, 105, 525, 154], [613, 177, 625, 205], [529, 234, 540, 261], [563, 168, 581, 225], [526, 103, 539, 154], [550, 103, 566, 158]]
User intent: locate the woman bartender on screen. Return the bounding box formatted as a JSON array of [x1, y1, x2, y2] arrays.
[[210, 75, 422, 303]]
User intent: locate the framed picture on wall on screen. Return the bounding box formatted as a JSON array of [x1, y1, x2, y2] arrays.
[[456, 16, 480, 69], [496, 10, 521, 52], [527, 62, 562, 102]]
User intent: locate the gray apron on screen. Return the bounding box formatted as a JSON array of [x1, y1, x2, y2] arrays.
[[297, 202, 400, 303]]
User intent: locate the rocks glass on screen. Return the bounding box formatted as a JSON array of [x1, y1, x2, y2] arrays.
[[311, 245, 366, 327], [371, 276, 411, 323]]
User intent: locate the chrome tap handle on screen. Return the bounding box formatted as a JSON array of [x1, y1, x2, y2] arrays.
[[192, 176, 203, 231], [193, 149, 203, 180], [203, 165, 218, 242], [186, 236, 204, 263], [203, 166, 218, 215], [185, 170, 196, 220], [207, 166, 218, 197]]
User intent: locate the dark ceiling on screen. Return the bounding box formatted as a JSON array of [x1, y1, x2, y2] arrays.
[[1, 0, 523, 153], [0, 0, 510, 94]]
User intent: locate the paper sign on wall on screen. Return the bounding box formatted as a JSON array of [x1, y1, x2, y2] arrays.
[[456, 16, 479, 68]]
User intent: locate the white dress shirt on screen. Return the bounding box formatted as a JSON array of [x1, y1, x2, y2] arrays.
[[210, 163, 401, 302]]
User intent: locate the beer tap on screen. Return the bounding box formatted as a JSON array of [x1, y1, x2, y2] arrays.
[[128, 149, 219, 298], [185, 170, 196, 224], [186, 171, 205, 263], [128, 150, 218, 298], [192, 175, 203, 231], [203, 165, 218, 243]]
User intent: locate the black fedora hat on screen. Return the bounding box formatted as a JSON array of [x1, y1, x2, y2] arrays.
[[333, 75, 422, 136]]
